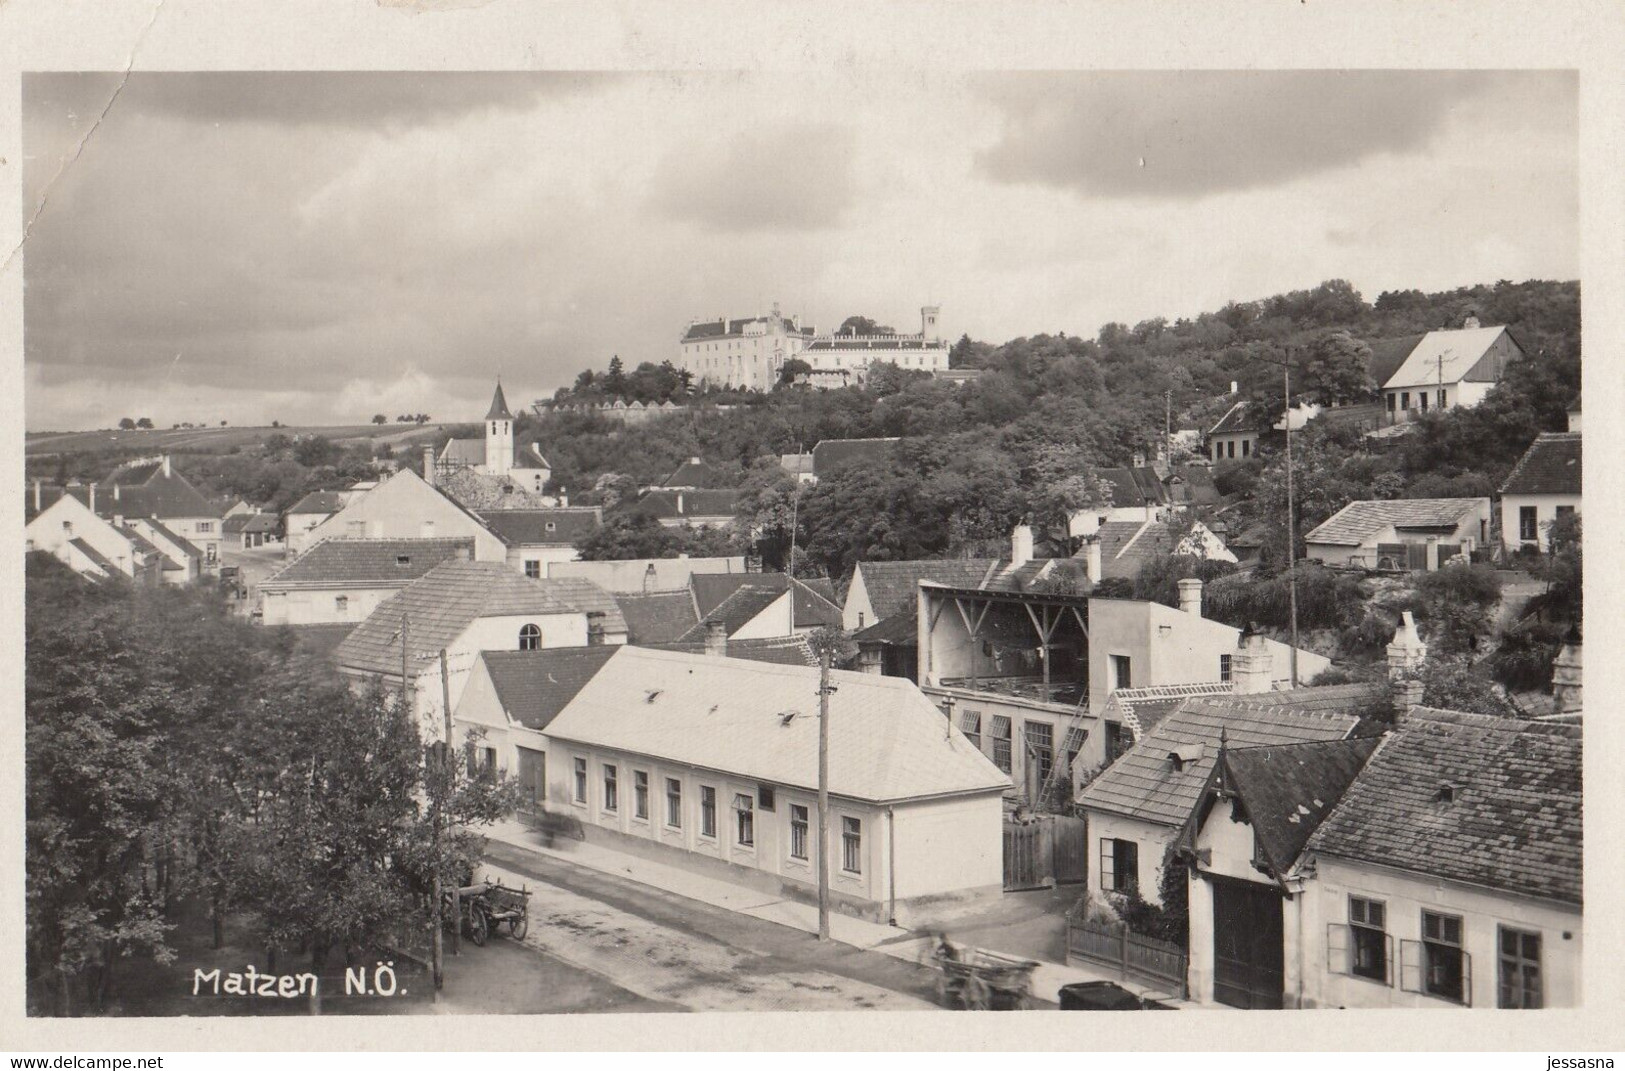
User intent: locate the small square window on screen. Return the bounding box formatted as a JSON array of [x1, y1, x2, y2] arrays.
[[757, 785, 776, 812]]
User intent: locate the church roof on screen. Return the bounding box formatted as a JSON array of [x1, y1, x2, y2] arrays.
[[486, 382, 515, 421]]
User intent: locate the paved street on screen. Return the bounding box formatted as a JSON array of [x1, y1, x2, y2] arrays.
[[467, 842, 953, 1013]]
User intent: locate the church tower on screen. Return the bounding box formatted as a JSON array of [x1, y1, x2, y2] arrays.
[[484, 380, 514, 476]]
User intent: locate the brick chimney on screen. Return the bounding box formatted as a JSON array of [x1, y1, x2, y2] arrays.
[[422, 446, 436, 488], [1011, 524, 1034, 568], [1552, 634, 1582, 714], [1083, 538, 1102, 584], [1178, 577, 1203, 616], [704, 619, 728, 658], [643, 562, 658, 594], [1392, 677, 1426, 723], [1386, 611, 1427, 679], [1131, 451, 1145, 470], [1233, 626, 1273, 694]]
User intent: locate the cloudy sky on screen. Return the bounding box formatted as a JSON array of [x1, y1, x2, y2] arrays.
[[23, 69, 1576, 431]]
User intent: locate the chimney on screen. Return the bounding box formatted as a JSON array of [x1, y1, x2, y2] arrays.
[[1393, 677, 1426, 723], [1084, 539, 1102, 584], [1233, 626, 1274, 694], [1131, 451, 1146, 470], [1386, 611, 1427, 679], [114, 483, 121, 502], [704, 619, 728, 658], [32, 478, 41, 512], [1552, 634, 1582, 714], [1177, 577, 1203, 616], [1010, 524, 1034, 568], [643, 562, 657, 594], [676, 492, 685, 515], [559, 491, 569, 507], [422, 446, 436, 488], [1230, 380, 1239, 395], [690, 456, 702, 465], [161, 455, 171, 477], [1463, 312, 1481, 330]]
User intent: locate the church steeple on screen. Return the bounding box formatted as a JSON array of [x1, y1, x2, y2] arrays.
[[485, 380, 515, 421]]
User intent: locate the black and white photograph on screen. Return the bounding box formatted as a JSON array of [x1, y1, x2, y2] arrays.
[[5, 2, 1622, 1055]]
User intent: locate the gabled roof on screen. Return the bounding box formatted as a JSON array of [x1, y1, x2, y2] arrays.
[[479, 647, 620, 731], [139, 517, 203, 559], [542, 646, 1010, 803], [334, 561, 586, 678], [118, 525, 165, 559], [1382, 325, 1519, 390], [679, 585, 786, 640], [262, 538, 475, 590], [852, 559, 999, 621], [1077, 697, 1360, 827], [659, 458, 719, 488], [436, 468, 553, 511], [541, 577, 628, 635], [1499, 432, 1581, 497], [476, 508, 603, 547], [641, 634, 821, 667], [626, 489, 742, 521], [1209, 400, 1254, 437], [103, 471, 219, 520], [1106, 682, 1238, 738], [690, 572, 837, 618], [1364, 333, 1427, 388], [287, 490, 346, 516], [68, 537, 122, 578], [1211, 681, 1390, 716], [1092, 520, 1174, 580], [1306, 708, 1581, 905], [810, 437, 901, 476], [1216, 737, 1381, 878], [1304, 498, 1487, 547], [486, 381, 515, 421], [613, 590, 701, 644], [1094, 466, 1168, 508], [852, 610, 920, 646], [242, 513, 280, 534]]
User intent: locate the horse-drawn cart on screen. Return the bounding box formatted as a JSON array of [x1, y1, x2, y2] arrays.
[[443, 879, 531, 946], [931, 941, 1039, 1010]]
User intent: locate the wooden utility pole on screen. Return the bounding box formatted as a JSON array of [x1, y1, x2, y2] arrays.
[[816, 644, 832, 942], [1283, 362, 1300, 686], [442, 648, 459, 958]]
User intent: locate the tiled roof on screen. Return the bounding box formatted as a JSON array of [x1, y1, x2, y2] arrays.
[[1218, 737, 1382, 876], [981, 557, 1094, 594], [641, 635, 821, 667], [852, 610, 919, 646], [263, 538, 476, 590], [659, 459, 719, 487], [543, 646, 1010, 803], [476, 508, 603, 547], [1095, 467, 1168, 508], [141, 518, 203, 559], [1092, 520, 1174, 580], [242, 514, 280, 534], [1107, 682, 1238, 738], [1304, 498, 1486, 547], [1499, 433, 1581, 497], [679, 585, 785, 640], [541, 577, 628, 636], [810, 437, 902, 476], [852, 559, 999, 621], [790, 577, 843, 629], [1212, 681, 1390, 717], [102, 471, 219, 520], [436, 468, 553, 511], [1077, 697, 1360, 827], [68, 537, 121, 578], [689, 572, 837, 619], [334, 560, 586, 678], [485, 382, 515, 421], [680, 315, 815, 342], [1209, 400, 1254, 437], [118, 525, 165, 559], [1382, 325, 1517, 389], [287, 490, 346, 515], [108, 460, 163, 485], [1306, 708, 1581, 905], [625, 489, 742, 521], [479, 647, 620, 731], [1364, 334, 1427, 388], [1163, 465, 1221, 507], [613, 590, 701, 644]]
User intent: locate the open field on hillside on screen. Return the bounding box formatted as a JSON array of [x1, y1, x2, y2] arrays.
[[25, 422, 453, 457]]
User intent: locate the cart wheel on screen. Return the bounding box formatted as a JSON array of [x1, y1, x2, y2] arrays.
[[962, 975, 991, 1011], [509, 914, 528, 940], [467, 906, 489, 947]]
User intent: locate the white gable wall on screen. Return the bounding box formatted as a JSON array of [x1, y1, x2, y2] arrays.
[[305, 470, 507, 560], [26, 496, 138, 577]]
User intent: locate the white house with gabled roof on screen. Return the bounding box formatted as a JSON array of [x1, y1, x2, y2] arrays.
[[1380, 319, 1524, 425]]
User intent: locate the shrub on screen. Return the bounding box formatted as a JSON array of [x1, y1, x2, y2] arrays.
[[1203, 563, 1362, 632], [1415, 562, 1503, 610], [1488, 619, 1567, 692], [1339, 607, 1398, 661]]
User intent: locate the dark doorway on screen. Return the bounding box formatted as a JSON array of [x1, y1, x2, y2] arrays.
[[1212, 875, 1284, 1009], [516, 746, 546, 811]]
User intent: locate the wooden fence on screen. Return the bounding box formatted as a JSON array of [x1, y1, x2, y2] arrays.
[[1003, 814, 1088, 891], [1065, 904, 1188, 998]]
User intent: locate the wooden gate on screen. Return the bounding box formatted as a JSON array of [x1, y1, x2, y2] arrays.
[[1003, 820, 1052, 891], [1211, 875, 1284, 1009], [516, 747, 546, 815], [1052, 815, 1088, 885]]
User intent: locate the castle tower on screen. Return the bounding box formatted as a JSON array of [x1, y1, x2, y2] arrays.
[[485, 380, 514, 476], [921, 305, 941, 341]]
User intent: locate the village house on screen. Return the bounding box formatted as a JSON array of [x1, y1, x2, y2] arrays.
[[545, 555, 749, 593], [1303, 498, 1491, 571], [1182, 705, 1581, 1009], [842, 559, 999, 632], [257, 538, 477, 626], [1378, 317, 1525, 425], [1162, 464, 1222, 511], [620, 488, 742, 530], [101, 455, 223, 570], [282, 490, 346, 557], [1206, 401, 1259, 463], [778, 452, 817, 485], [613, 571, 842, 647], [435, 382, 552, 495], [300, 468, 509, 561], [1067, 465, 1167, 538], [676, 304, 817, 391], [453, 644, 1009, 925], [1078, 518, 1236, 582], [1498, 428, 1580, 554], [807, 437, 902, 483], [653, 457, 722, 491], [25, 490, 164, 584], [800, 306, 951, 386], [332, 559, 622, 734], [475, 507, 603, 577], [223, 511, 281, 549], [122, 516, 205, 583]]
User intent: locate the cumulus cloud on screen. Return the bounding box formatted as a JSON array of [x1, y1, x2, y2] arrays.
[[647, 122, 859, 233]]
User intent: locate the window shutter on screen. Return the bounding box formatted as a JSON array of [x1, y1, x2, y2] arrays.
[[1461, 951, 1473, 1007], [1399, 939, 1423, 993], [1099, 839, 1115, 890], [1326, 923, 1350, 976], [1384, 933, 1396, 987]]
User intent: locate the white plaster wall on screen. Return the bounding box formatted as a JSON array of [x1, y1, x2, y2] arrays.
[[1500, 493, 1582, 553], [26, 497, 138, 577], [842, 569, 877, 630], [260, 585, 397, 626], [1084, 810, 1174, 903], [304, 472, 508, 560], [890, 794, 1003, 899]]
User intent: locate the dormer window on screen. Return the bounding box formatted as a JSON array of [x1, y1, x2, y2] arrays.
[[1436, 782, 1458, 803], [545, 522, 557, 533], [397, 555, 411, 566]]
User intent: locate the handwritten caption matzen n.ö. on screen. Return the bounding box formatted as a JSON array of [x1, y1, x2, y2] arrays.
[[192, 961, 405, 999]]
